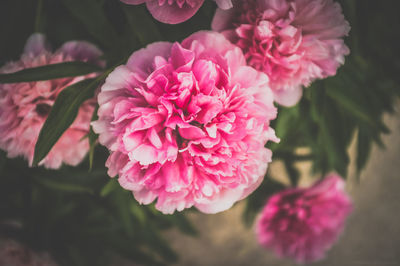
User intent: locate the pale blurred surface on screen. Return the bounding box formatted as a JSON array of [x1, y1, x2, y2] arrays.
[[165, 104, 400, 266]]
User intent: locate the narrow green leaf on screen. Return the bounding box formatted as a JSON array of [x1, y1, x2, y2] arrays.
[[269, 105, 301, 151], [356, 127, 372, 175], [33, 77, 103, 166], [88, 105, 99, 171], [34, 0, 45, 33], [32, 176, 94, 194], [100, 179, 118, 197], [114, 193, 135, 236], [325, 72, 376, 127], [0, 61, 101, 83], [319, 98, 351, 176], [283, 159, 300, 187], [130, 202, 147, 226]]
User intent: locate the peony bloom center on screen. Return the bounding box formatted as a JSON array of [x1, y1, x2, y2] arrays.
[[233, 1, 304, 82]]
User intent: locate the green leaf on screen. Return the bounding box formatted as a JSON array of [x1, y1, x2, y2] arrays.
[[283, 159, 300, 187], [325, 76, 375, 126], [269, 105, 301, 151], [100, 179, 119, 197], [32, 176, 94, 194], [130, 202, 147, 226], [88, 105, 99, 171], [0, 61, 101, 83], [32, 77, 103, 166], [356, 127, 372, 175]]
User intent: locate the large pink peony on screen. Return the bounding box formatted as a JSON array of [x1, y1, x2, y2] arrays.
[[256, 174, 353, 263], [0, 34, 103, 169], [212, 0, 350, 106], [92, 31, 278, 214], [121, 0, 233, 24]]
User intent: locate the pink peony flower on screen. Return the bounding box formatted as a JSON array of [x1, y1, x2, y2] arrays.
[[212, 0, 350, 106], [92, 31, 278, 214], [0, 34, 103, 169], [121, 0, 233, 24], [256, 174, 353, 263]]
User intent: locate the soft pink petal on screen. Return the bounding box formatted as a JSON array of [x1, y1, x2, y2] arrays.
[[146, 0, 204, 24], [215, 0, 233, 10], [23, 33, 49, 55], [58, 41, 103, 65], [127, 42, 173, 77]]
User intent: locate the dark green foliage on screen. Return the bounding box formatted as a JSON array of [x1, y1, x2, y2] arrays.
[[0, 148, 195, 266]]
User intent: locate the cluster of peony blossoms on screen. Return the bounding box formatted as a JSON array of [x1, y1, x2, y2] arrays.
[[0, 34, 103, 169], [0, 0, 353, 263], [121, 0, 233, 24], [92, 31, 279, 214], [256, 174, 353, 263], [212, 0, 350, 106]]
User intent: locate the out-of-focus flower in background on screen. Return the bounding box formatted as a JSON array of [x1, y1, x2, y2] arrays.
[[212, 0, 350, 106], [93, 31, 278, 214], [120, 0, 232, 24], [0, 34, 103, 169], [256, 174, 353, 263], [0, 239, 58, 266]]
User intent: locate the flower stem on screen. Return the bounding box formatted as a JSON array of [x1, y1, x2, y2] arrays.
[[35, 0, 44, 33]]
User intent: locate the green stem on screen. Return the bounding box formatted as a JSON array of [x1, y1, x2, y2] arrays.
[[35, 0, 44, 32]]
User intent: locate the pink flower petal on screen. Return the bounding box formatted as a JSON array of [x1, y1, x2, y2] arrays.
[[146, 0, 204, 24]]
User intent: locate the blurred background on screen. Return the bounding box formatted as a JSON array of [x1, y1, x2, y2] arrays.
[[164, 106, 400, 266], [1, 0, 400, 265]]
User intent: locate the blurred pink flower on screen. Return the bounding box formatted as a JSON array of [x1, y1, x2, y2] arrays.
[[92, 31, 278, 214], [0, 34, 103, 169], [0, 239, 58, 266], [121, 0, 233, 24], [256, 174, 353, 263], [212, 0, 350, 106]]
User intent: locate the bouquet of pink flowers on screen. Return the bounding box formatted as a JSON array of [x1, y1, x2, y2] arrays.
[[0, 0, 398, 265]]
